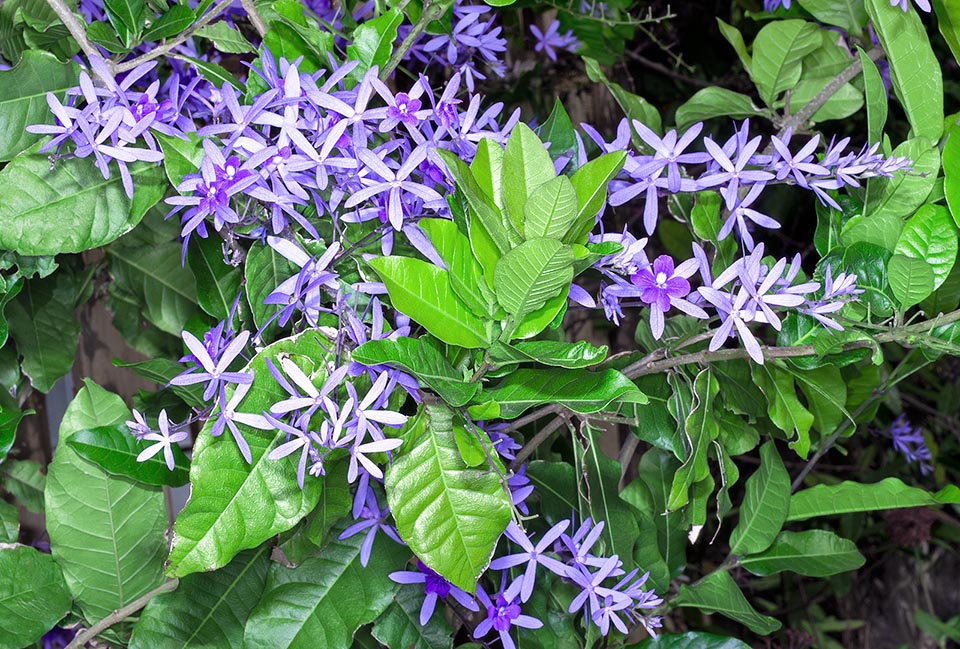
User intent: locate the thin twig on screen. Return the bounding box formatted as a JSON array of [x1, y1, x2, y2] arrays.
[[380, 0, 444, 80], [778, 45, 885, 136], [44, 0, 102, 62], [515, 415, 568, 465], [66, 579, 180, 648], [113, 0, 237, 74], [240, 0, 267, 37], [625, 49, 712, 88]]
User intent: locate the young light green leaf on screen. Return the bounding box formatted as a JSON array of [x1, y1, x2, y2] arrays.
[[0, 545, 72, 648], [369, 256, 490, 349], [481, 368, 646, 419], [858, 47, 888, 144], [888, 254, 935, 309], [716, 19, 752, 73], [487, 339, 608, 369], [436, 149, 511, 256], [46, 380, 167, 626], [130, 547, 270, 649], [0, 148, 166, 255], [934, 0, 960, 66], [67, 424, 190, 488], [352, 337, 479, 407], [470, 138, 504, 210], [668, 370, 720, 510], [523, 175, 579, 240], [494, 238, 573, 326], [787, 477, 960, 521], [867, 138, 939, 220], [501, 123, 557, 232], [0, 50, 78, 161], [865, 0, 943, 140], [385, 404, 512, 591], [797, 0, 868, 31], [739, 529, 865, 577], [729, 441, 791, 555], [156, 132, 204, 187], [167, 332, 331, 577], [418, 218, 488, 317], [674, 87, 764, 131], [565, 151, 627, 244], [840, 212, 902, 251], [750, 19, 821, 105], [674, 570, 781, 635], [894, 204, 958, 291]]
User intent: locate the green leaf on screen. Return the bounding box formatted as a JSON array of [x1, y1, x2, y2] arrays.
[[789, 73, 863, 122], [502, 123, 557, 233], [750, 19, 821, 105], [437, 149, 511, 257], [46, 380, 167, 626], [729, 441, 791, 555], [674, 87, 763, 131], [888, 254, 935, 308], [187, 235, 242, 320], [142, 4, 195, 41], [487, 339, 608, 369], [797, 0, 868, 31], [630, 632, 752, 649], [167, 331, 329, 577], [523, 175, 579, 240], [539, 98, 577, 161], [787, 477, 960, 521], [858, 47, 888, 144], [636, 449, 686, 579], [580, 429, 640, 559], [345, 7, 401, 76], [842, 241, 895, 317], [667, 370, 719, 510], [470, 138, 504, 210], [945, 125, 960, 227], [371, 585, 454, 649], [157, 132, 204, 187], [172, 54, 242, 90], [418, 218, 488, 317], [86, 20, 128, 53], [195, 21, 255, 53], [113, 357, 205, 408], [0, 499, 17, 542], [0, 459, 44, 513], [245, 241, 297, 335], [104, 0, 145, 46], [370, 256, 489, 349], [894, 204, 958, 292], [0, 149, 166, 255], [840, 212, 902, 251], [865, 0, 943, 140], [0, 545, 71, 648], [583, 57, 662, 135], [352, 337, 479, 407], [566, 150, 627, 244], [716, 19, 751, 73], [481, 368, 645, 419], [385, 404, 511, 591], [7, 271, 82, 392], [67, 424, 190, 487], [753, 364, 814, 458], [867, 138, 939, 220], [0, 405, 23, 465], [739, 529, 865, 577], [494, 238, 573, 327], [130, 547, 269, 649], [0, 50, 77, 161], [675, 570, 781, 635], [934, 0, 960, 66], [792, 365, 847, 433]]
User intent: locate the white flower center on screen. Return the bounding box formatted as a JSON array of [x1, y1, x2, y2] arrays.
[[655, 272, 668, 285]]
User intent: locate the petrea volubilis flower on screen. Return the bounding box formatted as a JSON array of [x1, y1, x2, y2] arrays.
[[135, 410, 188, 471]]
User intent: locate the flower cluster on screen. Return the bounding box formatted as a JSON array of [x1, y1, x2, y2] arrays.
[[530, 19, 580, 61], [888, 414, 933, 475]]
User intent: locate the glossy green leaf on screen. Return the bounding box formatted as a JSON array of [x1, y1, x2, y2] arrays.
[[675, 570, 781, 635], [566, 151, 627, 244], [945, 125, 960, 227], [470, 138, 504, 210], [729, 441, 791, 555], [345, 7, 401, 76], [787, 478, 960, 521], [868, 138, 939, 220], [104, 0, 145, 46], [245, 521, 405, 648], [750, 19, 821, 105], [494, 238, 573, 327], [371, 585, 454, 649], [195, 21, 255, 53], [142, 4, 195, 41], [481, 368, 645, 419], [866, 0, 943, 140], [888, 254, 935, 309], [0, 545, 71, 649], [437, 149, 511, 257], [370, 256, 489, 348], [668, 370, 719, 510], [487, 339, 607, 369], [46, 380, 167, 626], [67, 424, 190, 487], [894, 204, 958, 292], [0, 148, 166, 255], [840, 212, 902, 251], [753, 364, 814, 458], [0, 499, 16, 542], [7, 271, 82, 393], [674, 87, 763, 131], [789, 74, 862, 122], [523, 175, 578, 240], [717, 19, 752, 73], [539, 98, 577, 161], [130, 547, 270, 649], [167, 331, 329, 577], [934, 0, 960, 65], [859, 47, 888, 143], [385, 404, 511, 591], [842, 241, 895, 317], [0, 50, 77, 161], [502, 123, 557, 233], [418, 218, 488, 317], [630, 632, 751, 649], [797, 0, 867, 31], [0, 405, 24, 465], [792, 365, 847, 434], [739, 529, 865, 577], [352, 337, 479, 407], [0, 459, 44, 513], [156, 132, 204, 187], [187, 235, 242, 320]]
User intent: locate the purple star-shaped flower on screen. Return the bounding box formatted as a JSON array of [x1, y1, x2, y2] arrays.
[[630, 255, 707, 339]]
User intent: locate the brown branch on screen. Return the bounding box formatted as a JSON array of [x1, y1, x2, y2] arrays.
[[240, 0, 267, 38], [66, 579, 180, 648], [44, 0, 102, 62]]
